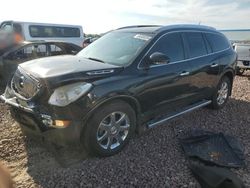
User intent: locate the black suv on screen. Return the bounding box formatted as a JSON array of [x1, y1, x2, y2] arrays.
[[1, 25, 237, 157]]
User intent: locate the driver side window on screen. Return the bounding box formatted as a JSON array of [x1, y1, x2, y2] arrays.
[[149, 33, 185, 64]]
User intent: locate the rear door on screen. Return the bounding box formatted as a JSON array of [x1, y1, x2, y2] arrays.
[[182, 32, 220, 100], [137, 32, 198, 120]]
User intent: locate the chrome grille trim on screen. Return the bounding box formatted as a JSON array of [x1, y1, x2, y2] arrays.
[[11, 68, 41, 100], [86, 69, 114, 75]]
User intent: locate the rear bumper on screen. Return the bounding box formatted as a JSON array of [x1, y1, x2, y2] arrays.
[[0, 95, 82, 146], [237, 60, 250, 69]]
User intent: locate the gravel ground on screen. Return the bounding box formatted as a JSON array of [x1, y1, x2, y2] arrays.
[[0, 72, 250, 188]]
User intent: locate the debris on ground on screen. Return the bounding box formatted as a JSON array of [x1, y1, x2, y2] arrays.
[[179, 129, 245, 168]]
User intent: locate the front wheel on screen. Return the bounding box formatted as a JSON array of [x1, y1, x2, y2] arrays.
[[82, 100, 136, 157], [210, 76, 231, 109]]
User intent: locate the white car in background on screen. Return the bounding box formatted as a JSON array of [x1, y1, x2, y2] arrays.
[[0, 21, 85, 47], [233, 43, 250, 75]]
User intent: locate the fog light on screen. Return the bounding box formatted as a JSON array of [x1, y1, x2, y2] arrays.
[[54, 120, 71, 128], [41, 114, 53, 126]]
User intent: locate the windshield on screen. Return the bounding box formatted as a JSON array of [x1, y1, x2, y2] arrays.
[[0, 22, 13, 32], [78, 31, 153, 66]]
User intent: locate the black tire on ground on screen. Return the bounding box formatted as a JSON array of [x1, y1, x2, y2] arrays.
[[210, 76, 231, 110], [82, 100, 136, 157], [236, 68, 245, 76]]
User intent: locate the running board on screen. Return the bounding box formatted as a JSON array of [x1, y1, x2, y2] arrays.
[[147, 100, 212, 129]]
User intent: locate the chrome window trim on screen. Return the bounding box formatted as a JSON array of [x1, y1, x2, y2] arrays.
[[137, 30, 230, 70]]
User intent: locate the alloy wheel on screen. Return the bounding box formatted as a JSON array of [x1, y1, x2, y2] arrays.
[[217, 81, 229, 105], [96, 112, 130, 150]]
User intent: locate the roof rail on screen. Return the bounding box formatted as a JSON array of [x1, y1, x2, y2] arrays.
[[159, 24, 216, 31], [117, 25, 162, 30]]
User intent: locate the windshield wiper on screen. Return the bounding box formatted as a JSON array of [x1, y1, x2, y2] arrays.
[[87, 57, 105, 63]]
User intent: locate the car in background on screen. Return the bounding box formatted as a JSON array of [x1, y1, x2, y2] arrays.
[[233, 43, 250, 75], [83, 37, 93, 48], [1, 25, 237, 157], [83, 37, 99, 48], [0, 21, 84, 47], [0, 41, 82, 85]]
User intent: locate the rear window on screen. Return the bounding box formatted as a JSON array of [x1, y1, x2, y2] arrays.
[[205, 33, 230, 52], [185, 32, 207, 58], [29, 25, 80, 38]]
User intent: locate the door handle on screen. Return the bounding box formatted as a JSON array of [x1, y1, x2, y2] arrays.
[[180, 71, 190, 76], [210, 63, 219, 68]]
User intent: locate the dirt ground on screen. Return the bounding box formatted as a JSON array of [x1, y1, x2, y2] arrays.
[[0, 72, 250, 188]]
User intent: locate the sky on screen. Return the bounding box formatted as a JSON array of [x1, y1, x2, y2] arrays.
[[1, 0, 250, 34]]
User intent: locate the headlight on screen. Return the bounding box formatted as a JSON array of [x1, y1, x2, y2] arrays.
[[48, 82, 92, 107]]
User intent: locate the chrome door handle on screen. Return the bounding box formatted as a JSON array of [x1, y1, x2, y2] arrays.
[[211, 63, 219, 67], [180, 71, 190, 76]]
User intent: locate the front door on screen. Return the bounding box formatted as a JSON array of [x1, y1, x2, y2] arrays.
[[137, 32, 197, 121]]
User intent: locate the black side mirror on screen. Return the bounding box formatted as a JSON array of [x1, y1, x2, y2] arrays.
[[149, 52, 170, 65]]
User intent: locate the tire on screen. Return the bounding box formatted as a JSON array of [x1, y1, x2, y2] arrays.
[[82, 100, 136, 157], [210, 76, 231, 109], [236, 68, 245, 76]]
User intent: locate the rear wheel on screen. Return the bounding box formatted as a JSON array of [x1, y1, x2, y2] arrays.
[[210, 76, 231, 109], [82, 100, 136, 157]]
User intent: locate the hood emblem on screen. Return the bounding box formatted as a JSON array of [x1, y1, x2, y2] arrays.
[[86, 69, 114, 75]]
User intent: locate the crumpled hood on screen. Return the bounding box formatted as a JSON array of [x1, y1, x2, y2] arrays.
[[19, 55, 121, 78]]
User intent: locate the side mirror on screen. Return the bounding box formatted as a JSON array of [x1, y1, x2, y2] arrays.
[[149, 52, 170, 65]]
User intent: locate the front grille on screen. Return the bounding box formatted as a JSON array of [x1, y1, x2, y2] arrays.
[[11, 68, 41, 100]]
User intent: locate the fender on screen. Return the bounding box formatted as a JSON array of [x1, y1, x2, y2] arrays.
[[219, 68, 235, 96], [220, 67, 235, 81], [82, 94, 142, 129]]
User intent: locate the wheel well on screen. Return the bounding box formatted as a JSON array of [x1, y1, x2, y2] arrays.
[[83, 96, 141, 128], [222, 71, 234, 95], [118, 97, 140, 116]]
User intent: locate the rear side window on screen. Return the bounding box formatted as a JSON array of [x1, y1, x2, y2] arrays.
[[205, 33, 229, 52], [150, 33, 184, 63], [29, 25, 80, 38], [50, 44, 65, 55], [185, 32, 207, 58], [34, 44, 47, 57]]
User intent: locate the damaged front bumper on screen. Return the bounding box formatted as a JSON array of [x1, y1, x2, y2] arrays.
[[0, 94, 82, 146]]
